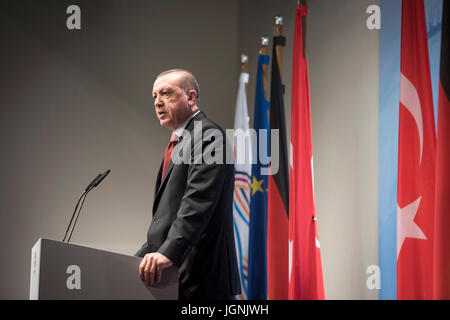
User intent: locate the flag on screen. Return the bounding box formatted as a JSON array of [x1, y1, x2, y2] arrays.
[[232, 72, 252, 300], [377, 0, 402, 299], [397, 0, 436, 299], [267, 26, 289, 299], [247, 54, 270, 300], [288, 4, 325, 300], [433, 0, 450, 300]]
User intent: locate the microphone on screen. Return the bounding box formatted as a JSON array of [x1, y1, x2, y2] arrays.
[[63, 170, 111, 243], [91, 169, 110, 189], [84, 173, 102, 192]]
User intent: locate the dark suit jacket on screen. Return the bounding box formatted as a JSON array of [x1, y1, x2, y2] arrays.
[[136, 111, 241, 300]]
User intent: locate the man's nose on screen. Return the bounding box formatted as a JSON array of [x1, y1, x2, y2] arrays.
[[154, 95, 163, 107]]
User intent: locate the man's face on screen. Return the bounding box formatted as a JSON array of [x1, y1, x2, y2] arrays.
[[152, 73, 193, 131]]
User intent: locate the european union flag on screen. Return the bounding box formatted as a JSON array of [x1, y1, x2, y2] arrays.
[[247, 53, 270, 300]]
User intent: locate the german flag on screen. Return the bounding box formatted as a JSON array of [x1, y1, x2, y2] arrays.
[[267, 17, 289, 300]]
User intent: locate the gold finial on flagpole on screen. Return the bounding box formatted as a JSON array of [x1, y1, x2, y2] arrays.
[[240, 54, 248, 94], [274, 15, 283, 37], [259, 36, 269, 55], [273, 16, 284, 76], [260, 36, 269, 100], [241, 54, 248, 73]]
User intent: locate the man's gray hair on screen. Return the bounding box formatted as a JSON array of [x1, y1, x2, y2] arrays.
[[157, 69, 200, 105]]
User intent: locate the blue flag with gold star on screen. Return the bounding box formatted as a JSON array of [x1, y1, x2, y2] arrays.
[[247, 53, 269, 300]]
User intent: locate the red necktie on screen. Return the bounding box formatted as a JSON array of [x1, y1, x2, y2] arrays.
[[162, 133, 178, 179]]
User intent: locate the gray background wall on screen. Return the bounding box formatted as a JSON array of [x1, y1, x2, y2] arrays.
[[0, 0, 378, 299]]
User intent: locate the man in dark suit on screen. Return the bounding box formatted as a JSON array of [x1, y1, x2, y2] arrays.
[[136, 69, 241, 300]]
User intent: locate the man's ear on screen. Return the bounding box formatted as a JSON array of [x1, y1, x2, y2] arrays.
[[187, 90, 197, 105]]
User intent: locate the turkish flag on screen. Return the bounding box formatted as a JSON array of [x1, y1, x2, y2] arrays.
[[397, 0, 436, 299], [433, 0, 450, 300], [288, 4, 325, 300]]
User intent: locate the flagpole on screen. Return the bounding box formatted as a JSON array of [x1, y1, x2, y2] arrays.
[[260, 36, 269, 101], [241, 53, 248, 95], [241, 53, 248, 73], [274, 16, 283, 75]]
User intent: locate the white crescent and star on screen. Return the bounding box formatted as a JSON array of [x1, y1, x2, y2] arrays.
[[397, 73, 428, 258]]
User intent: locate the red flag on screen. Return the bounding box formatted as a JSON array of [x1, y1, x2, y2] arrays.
[[267, 22, 289, 299], [433, 0, 450, 300], [288, 4, 325, 300], [397, 0, 436, 299]]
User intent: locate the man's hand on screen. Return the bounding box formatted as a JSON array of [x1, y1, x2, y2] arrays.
[[139, 252, 174, 286]]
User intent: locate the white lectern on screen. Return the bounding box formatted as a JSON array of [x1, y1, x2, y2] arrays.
[[29, 238, 178, 300]]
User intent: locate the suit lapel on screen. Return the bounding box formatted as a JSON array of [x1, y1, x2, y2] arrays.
[[154, 159, 163, 200]]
